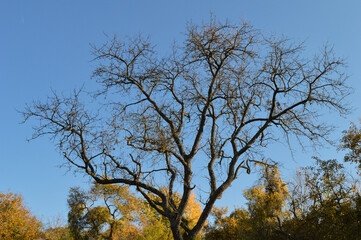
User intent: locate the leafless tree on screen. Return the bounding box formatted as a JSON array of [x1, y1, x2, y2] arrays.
[[23, 18, 350, 240]]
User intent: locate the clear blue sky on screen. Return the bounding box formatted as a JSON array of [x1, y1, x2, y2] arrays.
[[1, 0, 361, 223]]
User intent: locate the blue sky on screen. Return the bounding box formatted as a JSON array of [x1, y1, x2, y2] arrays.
[[1, 1, 361, 223]]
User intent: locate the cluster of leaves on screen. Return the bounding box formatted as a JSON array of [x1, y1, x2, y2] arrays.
[[285, 158, 361, 239], [0, 191, 42, 240], [340, 119, 361, 170], [205, 164, 290, 240], [66, 183, 203, 240], [205, 159, 361, 240], [43, 226, 73, 240]]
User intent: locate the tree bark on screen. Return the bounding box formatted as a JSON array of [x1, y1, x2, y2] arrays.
[[170, 222, 183, 240]]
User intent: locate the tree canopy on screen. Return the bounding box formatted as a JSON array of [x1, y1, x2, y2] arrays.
[[340, 119, 361, 170], [23, 17, 350, 240], [0, 191, 42, 240], [205, 159, 361, 240], [66, 183, 202, 240]]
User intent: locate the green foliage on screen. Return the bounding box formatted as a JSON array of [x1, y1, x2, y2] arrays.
[[341, 120, 361, 170], [205, 159, 361, 240], [67, 187, 88, 239], [244, 164, 289, 239], [205, 164, 289, 240], [286, 158, 361, 239]]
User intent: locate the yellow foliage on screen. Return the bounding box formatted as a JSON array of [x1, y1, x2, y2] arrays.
[[183, 192, 203, 229], [140, 190, 203, 239], [0, 191, 42, 240]]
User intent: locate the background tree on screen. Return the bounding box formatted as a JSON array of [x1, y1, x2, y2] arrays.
[[204, 207, 251, 240], [23, 17, 350, 240], [67, 183, 202, 240], [0, 191, 42, 240], [67, 187, 88, 239], [340, 120, 361, 171], [44, 226, 73, 240], [42, 216, 73, 240], [205, 159, 361, 240], [140, 190, 203, 240], [205, 164, 289, 240], [89, 183, 143, 239], [285, 158, 361, 239], [67, 184, 142, 240], [244, 164, 289, 239]]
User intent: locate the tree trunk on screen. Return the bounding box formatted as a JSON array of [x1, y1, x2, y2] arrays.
[[170, 223, 183, 240]]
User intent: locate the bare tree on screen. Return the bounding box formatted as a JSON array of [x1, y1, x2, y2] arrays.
[[23, 18, 350, 240]]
